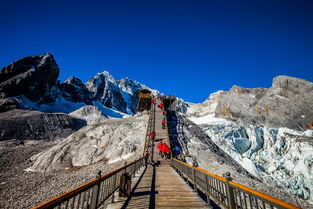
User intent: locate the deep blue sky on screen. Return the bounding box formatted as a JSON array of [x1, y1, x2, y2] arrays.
[[1, 0, 313, 103]]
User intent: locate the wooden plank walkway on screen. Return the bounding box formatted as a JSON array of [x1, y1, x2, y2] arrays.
[[106, 99, 207, 209]]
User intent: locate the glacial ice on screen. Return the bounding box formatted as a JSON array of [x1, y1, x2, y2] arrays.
[[189, 115, 313, 204]]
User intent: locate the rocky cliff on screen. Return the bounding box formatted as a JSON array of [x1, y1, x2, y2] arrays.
[[60, 76, 93, 105], [0, 53, 59, 102], [0, 109, 86, 141], [188, 76, 313, 131]]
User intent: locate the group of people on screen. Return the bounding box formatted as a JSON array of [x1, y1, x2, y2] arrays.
[[151, 96, 166, 129], [143, 96, 170, 166], [159, 103, 166, 129], [157, 141, 170, 159]]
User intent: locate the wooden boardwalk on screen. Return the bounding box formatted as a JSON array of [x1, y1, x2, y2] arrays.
[[107, 100, 207, 209]]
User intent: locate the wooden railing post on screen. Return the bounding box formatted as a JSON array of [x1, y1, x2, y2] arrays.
[[111, 173, 117, 203], [124, 161, 127, 173], [224, 172, 236, 209], [193, 169, 197, 191], [90, 171, 102, 209], [205, 175, 211, 206]]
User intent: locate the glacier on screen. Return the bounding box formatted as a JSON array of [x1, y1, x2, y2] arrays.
[[187, 110, 313, 204]]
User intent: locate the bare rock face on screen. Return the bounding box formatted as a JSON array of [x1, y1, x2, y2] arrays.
[[214, 76, 313, 131], [0, 53, 59, 102], [117, 78, 143, 114], [86, 72, 127, 113], [0, 110, 86, 141], [0, 97, 20, 113], [60, 76, 93, 105]]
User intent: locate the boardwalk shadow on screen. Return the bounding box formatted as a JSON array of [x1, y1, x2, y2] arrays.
[[121, 165, 158, 209], [149, 165, 156, 209]]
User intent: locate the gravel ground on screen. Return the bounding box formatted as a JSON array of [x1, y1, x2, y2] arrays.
[[0, 140, 131, 209]]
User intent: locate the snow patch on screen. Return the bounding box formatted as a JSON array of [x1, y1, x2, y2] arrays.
[[24, 168, 36, 172], [93, 101, 128, 118]]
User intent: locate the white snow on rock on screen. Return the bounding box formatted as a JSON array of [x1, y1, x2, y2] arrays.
[[15, 95, 86, 114], [30, 114, 148, 172], [92, 101, 128, 118], [69, 105, 108, 125], [23, 168, 36, 172]]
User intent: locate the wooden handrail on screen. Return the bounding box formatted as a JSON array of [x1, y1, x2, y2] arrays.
[[173, 158, 226, 182], [229, 181, 301, 209], [172, 158, 301, 209], [33, 158, 143, 209], [143, 108, 152, 156]]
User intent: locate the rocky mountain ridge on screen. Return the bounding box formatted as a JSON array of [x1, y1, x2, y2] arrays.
[[0, 53, 156, 141], [186, 76, 313, 131], [0, 53, 156, 116]]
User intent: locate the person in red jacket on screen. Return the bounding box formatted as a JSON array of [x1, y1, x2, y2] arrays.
[[163, 143, 170, 159], [161, 120, 166, 129], [161, 142, 166, 158], [159, 103, 164, 110], [151, 98, 154, 104], [149, 131, 156, 140], [157, 141, 163, 156]]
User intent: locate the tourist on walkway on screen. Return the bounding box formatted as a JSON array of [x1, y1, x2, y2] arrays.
[[163, 143, 171, 159], [149, 131, 156, 140], [162, 120, 166, 129], [144, 151, 150, 166], [157, 141, 163, 156]]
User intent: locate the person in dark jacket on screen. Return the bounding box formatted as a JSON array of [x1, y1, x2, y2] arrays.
[[144, 151, 150, 166]]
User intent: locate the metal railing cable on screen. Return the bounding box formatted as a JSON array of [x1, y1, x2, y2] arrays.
[[171, 158, 301, 209]]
